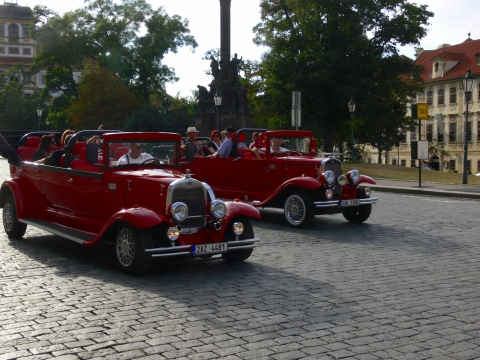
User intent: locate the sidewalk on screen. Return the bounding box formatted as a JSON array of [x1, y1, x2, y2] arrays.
[[366, 178, 480, 199]]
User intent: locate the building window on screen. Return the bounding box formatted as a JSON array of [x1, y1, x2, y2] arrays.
[[434, 62, 439, 72], [426, 124, 433, 142], [401, 160, 406, 166], [8, 24, 19, 42], [449, 122, 456, 142], [449, 160, 456, 171], [438, 89, 444, 105], [24, 74, 32, 83], [22, 48, 31, 55], [450, 87, 456, 103], [477, 160, 480, 172], [0, 47, 4, 54], [0, 25, 4, 37], [438, 129, 444, 143], [427, 91, 433, 105], [411, 159, 416, 167], [392, 159, 397, 166], [478, 121, 480, 140], [467, 160, 471, 172], [41, 74, 46, 84], [411, 129, 416, 141], [8, 47, 19, 54], [22, 27, 29, 39], [467, 121, 472, 142]]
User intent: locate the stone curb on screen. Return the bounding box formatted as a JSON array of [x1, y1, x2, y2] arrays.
[[362, 185, 480, 200]]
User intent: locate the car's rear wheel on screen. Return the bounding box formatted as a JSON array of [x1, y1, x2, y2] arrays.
[[342, 204, 372, 223], [115, 224, 153, 275], [284, 191, 315, 228], [223, 217, 254, 262], [2, 196, 27, 239]]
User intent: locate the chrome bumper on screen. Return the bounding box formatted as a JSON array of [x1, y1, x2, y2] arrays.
[[314, 197, 378, 209], [145, 238, 260, 258]]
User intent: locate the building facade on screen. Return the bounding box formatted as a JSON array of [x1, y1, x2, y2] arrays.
[[363, 37, 480, 173]]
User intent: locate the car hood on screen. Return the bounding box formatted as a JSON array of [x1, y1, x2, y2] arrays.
[[112, 168, 186, 185]]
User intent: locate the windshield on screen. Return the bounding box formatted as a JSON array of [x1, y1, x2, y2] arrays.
[[266, 136, 311, 154], [108, 140, 179, 168]]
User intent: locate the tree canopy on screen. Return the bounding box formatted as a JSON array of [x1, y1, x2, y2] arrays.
[[251, 0, 433, 152]]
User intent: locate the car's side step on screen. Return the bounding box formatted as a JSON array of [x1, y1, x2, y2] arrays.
[[20, 218, 96, 244]]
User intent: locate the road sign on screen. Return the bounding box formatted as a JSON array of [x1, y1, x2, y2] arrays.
[[411, 103, 428, 119]]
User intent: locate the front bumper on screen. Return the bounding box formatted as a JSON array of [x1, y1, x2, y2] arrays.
[[145, 238, 260, 258], [314, 197, 378, 209]]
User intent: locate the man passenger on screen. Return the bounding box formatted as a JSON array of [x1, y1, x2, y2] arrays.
[[117, 143, 157, 165], [181, 127, 204, 157]]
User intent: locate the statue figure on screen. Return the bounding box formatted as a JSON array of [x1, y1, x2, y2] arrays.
[[209, 55, 220, 84], [231, 53, 242, 81], [197, 85, 208, 112]]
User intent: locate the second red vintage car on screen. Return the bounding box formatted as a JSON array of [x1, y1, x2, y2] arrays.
[[182, 128, 378, 228], [0, 131, 260, 275]]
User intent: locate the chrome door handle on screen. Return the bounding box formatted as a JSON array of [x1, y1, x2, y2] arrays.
[[68, 178, 73, 183]]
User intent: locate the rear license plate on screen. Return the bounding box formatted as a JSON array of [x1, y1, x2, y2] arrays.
[[340, 199, 360, 207], [192, 243, 228, 255]]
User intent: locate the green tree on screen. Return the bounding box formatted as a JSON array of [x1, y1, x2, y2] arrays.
[[252, 0, 432, 152], [68, 66, 142, 130]]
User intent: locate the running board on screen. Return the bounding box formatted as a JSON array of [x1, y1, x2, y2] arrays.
[[20, 218, 96, 244]]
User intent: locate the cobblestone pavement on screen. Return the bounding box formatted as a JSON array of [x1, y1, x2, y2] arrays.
[[1, 159, 480, 359]]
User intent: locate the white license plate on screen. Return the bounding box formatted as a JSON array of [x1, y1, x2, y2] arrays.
[[192, 243, 228, 255], [340, 199, 360, 207]]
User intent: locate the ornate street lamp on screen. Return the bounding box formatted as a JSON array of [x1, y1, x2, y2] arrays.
[[348, 98, 356, 162], [37, 107, 43, 130], [214, 90, 222, 131], [461, 68, 476, 184]]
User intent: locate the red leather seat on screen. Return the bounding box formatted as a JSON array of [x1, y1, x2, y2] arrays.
[[17, 136, 40, 161], [70, 148, 101, 172], [73, 142, 87, 158], [113, 147, 128, 160]]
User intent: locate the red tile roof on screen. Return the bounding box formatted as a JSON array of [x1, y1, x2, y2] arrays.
[[414, 38, 480, 83]]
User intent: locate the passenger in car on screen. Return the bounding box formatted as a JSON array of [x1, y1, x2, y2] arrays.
[[251, 137, 289, 159], [181, 127, 204, 157], [32, 135, 55, 161], [117, 143, 158, 165], [206, 130, 222, 155], [249, 132, 259, 149], [208, 126, 236, 158]]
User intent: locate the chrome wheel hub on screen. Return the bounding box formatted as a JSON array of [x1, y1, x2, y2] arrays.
[[116, 228, 135, 266]]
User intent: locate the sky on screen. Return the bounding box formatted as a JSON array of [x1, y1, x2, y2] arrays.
[[22, 0, 480, 97]]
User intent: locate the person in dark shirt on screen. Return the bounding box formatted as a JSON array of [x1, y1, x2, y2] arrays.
[[32, 135, 55, 161], [36, 133, 74, 167]]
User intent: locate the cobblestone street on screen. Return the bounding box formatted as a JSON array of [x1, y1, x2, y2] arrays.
[[1, 158, 480, 359]]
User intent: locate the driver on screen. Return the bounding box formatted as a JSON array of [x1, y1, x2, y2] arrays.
[[117, 142, 157, 165], [252, 137, 289, 159]]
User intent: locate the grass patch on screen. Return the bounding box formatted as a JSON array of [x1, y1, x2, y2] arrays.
[[342, 163, 480, 185]]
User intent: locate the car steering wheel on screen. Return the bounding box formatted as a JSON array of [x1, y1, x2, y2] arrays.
[[141, 158, 161, 164]]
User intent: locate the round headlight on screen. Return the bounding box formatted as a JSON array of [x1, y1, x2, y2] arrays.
[[171, 202, 188, 222], [324, 170, 335, 185], [349, 169, 360, 183], [167, 227, 180, 241], [325, 189, 333, 199], [337, 175, 347, 187], [364, 187, 371, 196], [233, 222, 244, 235], [210, 200, 226, 219]]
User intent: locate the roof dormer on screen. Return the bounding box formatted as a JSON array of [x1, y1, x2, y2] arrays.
[[430, 51, 463, 79]]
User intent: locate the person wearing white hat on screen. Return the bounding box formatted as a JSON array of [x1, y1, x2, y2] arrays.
[[181, 127, 204, 156]]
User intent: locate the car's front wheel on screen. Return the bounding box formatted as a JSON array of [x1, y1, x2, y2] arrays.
[[284, 191, 315, 228], [342, 204, 372, 223], [114, 224, 153, 275], [2, 196, 27, 239], [223, 217, 254, 262]]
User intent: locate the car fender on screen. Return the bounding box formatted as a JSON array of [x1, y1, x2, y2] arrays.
[[0, 181, 28, 218], [225, 201, 261, 221], [85, 207, 173, 246], [358, 175, 376, 185], [256, 176, 322, 206]]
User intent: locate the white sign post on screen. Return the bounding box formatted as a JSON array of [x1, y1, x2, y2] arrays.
[[291, 91, 301, 130]]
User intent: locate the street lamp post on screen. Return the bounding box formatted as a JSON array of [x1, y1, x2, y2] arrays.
[[214, 90, 222, 131], [45, 120, 50, 130], [37, 107, 43, 130], [461, 68, 475, 184], [161, 96, 171, 114], [348, 98, 356, 162]]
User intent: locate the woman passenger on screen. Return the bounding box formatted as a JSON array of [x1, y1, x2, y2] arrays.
[[207, 130, 222, 155], [32, 135, 55, 161]]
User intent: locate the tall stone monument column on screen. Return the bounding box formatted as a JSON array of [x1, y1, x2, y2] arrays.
[[220, 0, 231, 61], [194, 0, 253, 136]]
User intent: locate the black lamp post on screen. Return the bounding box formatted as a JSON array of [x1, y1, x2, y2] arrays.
[[37, 107, 43, 130], [348, 98, 356, 162], [161, 96, 171, 114], [461, 68, 475, 184], [214, 90, 222, 131]]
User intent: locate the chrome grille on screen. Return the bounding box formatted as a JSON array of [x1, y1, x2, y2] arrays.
[[323, 160, 343, 197], [169, 180, 206, 229]]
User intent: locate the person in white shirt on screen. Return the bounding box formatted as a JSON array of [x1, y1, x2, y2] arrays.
[[117, 143, 156, 165], [252, 138, 289, 159]]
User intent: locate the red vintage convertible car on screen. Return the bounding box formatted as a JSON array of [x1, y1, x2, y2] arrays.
[[182, 128, 378, 228], [0, 131, 260, 275]]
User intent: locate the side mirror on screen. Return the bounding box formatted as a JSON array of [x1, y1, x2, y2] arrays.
[[85, 143, 99, 163]]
